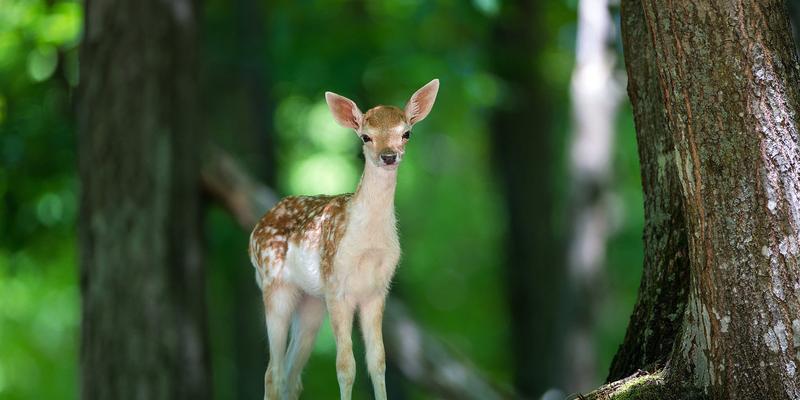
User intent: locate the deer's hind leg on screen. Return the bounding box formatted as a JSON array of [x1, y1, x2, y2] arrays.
[[263, 283, 300, 400], [284, 295, 326, 399]]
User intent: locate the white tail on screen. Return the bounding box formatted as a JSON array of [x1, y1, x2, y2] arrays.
[[249, 79, 439, 400]]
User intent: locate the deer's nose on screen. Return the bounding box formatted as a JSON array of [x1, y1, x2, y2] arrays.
[[380, 153, 397, 165]]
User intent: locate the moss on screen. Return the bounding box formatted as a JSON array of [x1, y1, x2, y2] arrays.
[[609, 372, 663, 400], [578, 370, 707, 400]]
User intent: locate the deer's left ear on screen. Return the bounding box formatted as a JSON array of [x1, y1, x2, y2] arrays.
[[405, 79, 439, 125]]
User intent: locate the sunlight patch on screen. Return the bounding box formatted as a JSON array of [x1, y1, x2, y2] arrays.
[[289, 154, 357, 196]]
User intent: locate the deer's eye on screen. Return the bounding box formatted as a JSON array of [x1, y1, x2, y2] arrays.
[[360, 134, 372, 143], [402, 131, 411, 140]]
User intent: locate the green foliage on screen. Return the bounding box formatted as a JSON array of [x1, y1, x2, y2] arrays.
[[0, 241, 78, 400], [0, 1, 80, 398]]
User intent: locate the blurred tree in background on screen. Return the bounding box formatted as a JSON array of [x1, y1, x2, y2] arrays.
[[78, 0, 210, 398], [0, 0, 686, 398]]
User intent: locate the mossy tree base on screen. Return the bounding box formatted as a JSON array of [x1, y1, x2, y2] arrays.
[[578, 370, 706, 400]]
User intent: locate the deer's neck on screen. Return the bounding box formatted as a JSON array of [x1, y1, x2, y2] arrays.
[[351, 161, 397, 226]]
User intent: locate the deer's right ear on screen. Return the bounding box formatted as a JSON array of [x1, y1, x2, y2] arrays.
[[325, 92, 363, 131]]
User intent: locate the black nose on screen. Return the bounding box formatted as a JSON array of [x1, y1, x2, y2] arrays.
[[381, 153, 397, 165]]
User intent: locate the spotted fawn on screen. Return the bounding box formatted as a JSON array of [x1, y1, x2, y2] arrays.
[[249, 79, 439, 400]]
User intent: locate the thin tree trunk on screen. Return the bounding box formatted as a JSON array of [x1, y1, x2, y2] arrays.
[[234, 0, 275, 184], [607, 0, 692, 381], [564, 0, 622, 391], [228, 0, 274, 396], [490, 1, 567, 396], [77, 0, 210, 398], [608, 1, 800, 398]]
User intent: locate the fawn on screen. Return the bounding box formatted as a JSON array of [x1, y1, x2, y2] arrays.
[[248, 79, 439, 400]]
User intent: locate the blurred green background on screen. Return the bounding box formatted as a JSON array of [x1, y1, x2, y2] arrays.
[[0, 0, 645, 398]]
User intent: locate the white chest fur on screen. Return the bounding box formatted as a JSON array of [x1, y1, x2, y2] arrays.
[[331, 207, 400, 299]]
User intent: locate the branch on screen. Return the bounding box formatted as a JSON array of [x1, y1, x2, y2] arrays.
[[383, 300, 513, 400], [201, 147, 279, 229], [200, 145, 515, 400]]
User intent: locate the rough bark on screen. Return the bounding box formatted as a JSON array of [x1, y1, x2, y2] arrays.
[[490, 1, 567, 395], [565, 0, 623, 390], [607, 0, 692, 381], [77, 0, 209, 399], [610, 1, 800, 398], [643, 1, 800, 397], [200, 146, 516, 400]]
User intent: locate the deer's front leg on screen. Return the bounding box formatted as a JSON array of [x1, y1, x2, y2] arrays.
[[359, 295, 387, 400], [328, 298, 356, 400]]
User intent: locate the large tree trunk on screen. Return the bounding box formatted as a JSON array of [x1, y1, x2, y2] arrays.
[[77, 0, 210, 398], [490, 1, 567, 396], [608, 1, 800, 398]]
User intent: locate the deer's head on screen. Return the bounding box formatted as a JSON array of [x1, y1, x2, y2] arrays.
[[325, 79, 439, 170]]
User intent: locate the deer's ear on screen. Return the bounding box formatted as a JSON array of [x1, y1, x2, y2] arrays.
[[325, 92, 363, 130], [405, 79, 439, 125]]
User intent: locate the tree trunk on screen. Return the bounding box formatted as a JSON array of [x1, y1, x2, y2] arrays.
[[609, 1, 800, 398], [490, 1, 567, 396], [77, 0, 210, 398], [564, 0, 623, 391], [229, 0, 274, 396], [607, 0, 692, 381]]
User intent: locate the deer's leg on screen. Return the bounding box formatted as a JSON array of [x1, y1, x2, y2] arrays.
[[263, 284, 299, 400], [285, 295, 326, 400], [359, 295, 387, 400], [328, 298, 356, 400]]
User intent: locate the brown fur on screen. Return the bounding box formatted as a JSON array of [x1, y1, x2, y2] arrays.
[[363, 106, 406, 129], [249, 194, 352, 289]]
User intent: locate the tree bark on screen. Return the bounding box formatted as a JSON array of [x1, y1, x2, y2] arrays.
[[77, 0, 210, 398], [609, 1, 800, 398], [607, 0, 692, 381], [490, 1, 567, 396]]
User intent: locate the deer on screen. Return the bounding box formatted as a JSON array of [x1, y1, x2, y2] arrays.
[[248, 79, 439, 400]]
